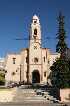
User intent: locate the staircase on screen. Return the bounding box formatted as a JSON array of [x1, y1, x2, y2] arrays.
[[13, 87, 59, 103]]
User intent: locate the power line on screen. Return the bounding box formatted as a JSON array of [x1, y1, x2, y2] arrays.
[[14, 35, 70, 46]]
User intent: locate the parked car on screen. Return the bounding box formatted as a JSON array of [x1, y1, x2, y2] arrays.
[[7, 82, 18, 88]]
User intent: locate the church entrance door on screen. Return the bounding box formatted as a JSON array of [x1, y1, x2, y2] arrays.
[[32, 70, 40, 83]]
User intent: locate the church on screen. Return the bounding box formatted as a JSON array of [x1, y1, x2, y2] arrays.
[[5, 15, 60, 86]]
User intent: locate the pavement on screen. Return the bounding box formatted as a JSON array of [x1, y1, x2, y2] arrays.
[[0, 102, 70, 106], [0, 87, 70, 106]]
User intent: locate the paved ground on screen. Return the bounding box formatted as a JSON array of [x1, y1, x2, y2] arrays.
[[0, 102, 65, 106], [0, 87, 70, 106], [0, 102, 70, 106]]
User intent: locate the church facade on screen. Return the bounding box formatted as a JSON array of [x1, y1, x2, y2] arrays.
[[5, 15, 60, 86]]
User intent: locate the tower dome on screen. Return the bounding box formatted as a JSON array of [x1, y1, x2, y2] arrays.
[[32, 14, 40, 24], [32, 15, 39, 20]]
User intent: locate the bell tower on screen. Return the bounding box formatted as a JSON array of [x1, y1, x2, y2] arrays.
[[30, 15, 41, 44], [29, 15, 42, 83]]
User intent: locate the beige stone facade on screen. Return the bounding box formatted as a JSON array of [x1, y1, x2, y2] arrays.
[[60, 89, 70, 102], [5, 15, 60, 85]]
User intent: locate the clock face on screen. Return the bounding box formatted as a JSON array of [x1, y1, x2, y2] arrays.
[[34, 45, 37, 49], [33, 42, 41, 50], [34, 43, 38, 49], [30, 42, 41, 50]]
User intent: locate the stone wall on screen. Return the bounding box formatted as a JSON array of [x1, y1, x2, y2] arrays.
[[60, 89, 70, 102]]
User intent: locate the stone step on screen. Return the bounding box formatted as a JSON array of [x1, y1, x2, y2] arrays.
[[13, 96, 54, 103], [13, 88, 58, 102], [14, 94, 56, 101]]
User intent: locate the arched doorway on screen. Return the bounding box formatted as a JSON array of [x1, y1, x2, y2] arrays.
[[32, 70, 40, 83]]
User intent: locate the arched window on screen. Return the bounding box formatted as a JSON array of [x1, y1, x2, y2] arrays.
[[34, 20, 37, 24], [34, 57, 38, 63], [34, 29, 37, 35], [44, 57, 45, 62], [12, 58, 16, 64], [12, 72, 16, 76], [44, 72, 46, 77]]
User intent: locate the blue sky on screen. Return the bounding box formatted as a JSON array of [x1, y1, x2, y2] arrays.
[[0, 0, 70, 57]]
